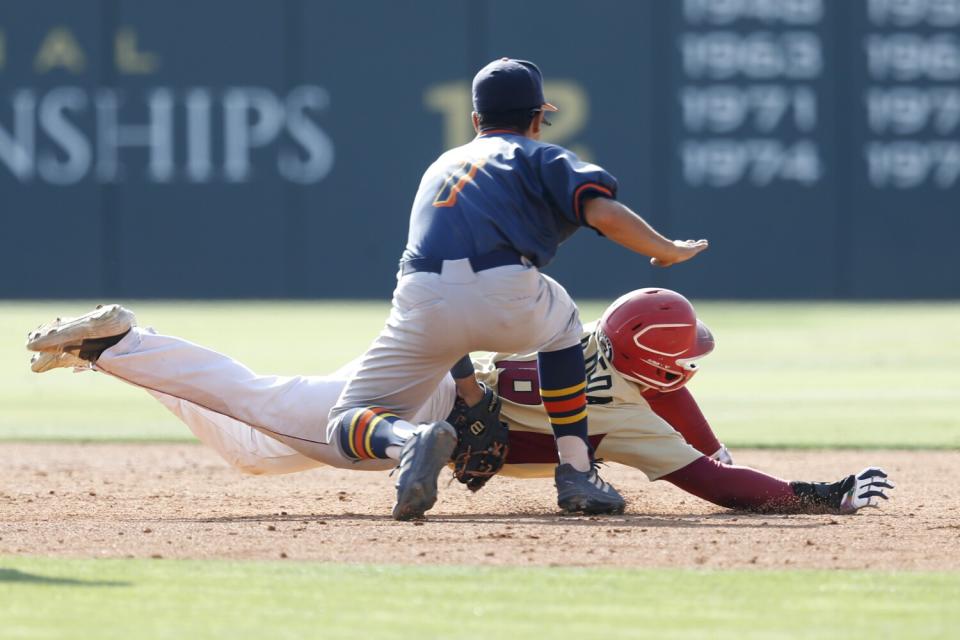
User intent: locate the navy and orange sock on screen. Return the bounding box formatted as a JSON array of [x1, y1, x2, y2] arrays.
[[336, 407, 407, 460], [538, 345, 590, 453]]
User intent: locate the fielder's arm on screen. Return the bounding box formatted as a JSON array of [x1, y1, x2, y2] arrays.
[[583, 198, 708, 267]]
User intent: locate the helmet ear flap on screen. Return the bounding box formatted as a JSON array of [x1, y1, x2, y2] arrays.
[[597, 329, 614, 363]]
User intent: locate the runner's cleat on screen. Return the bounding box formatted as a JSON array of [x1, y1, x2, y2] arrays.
[[27, 304, 136, 354], [30, 351, 90, 373]]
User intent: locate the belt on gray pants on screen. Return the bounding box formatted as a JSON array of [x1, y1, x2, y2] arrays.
[[399, 249, 526, 276]]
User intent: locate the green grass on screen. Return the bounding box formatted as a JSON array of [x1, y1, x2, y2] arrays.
[[2, 301, 390, 441], [1, 556, 957, 640], [3, 304, 958, 639], [2, 300, 959, 448], [690, 302, 960, 448]]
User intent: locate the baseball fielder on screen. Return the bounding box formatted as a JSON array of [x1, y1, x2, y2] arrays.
[[25, 290, 894, 515], [320, 58, 708, 519]]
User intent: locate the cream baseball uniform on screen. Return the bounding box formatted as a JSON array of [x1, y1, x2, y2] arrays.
[[94, 327, 453, 474], [473, 321, 702, 480], [92, 324, 700, 480]]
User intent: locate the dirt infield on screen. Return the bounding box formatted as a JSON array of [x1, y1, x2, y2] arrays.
[[1, 444, 957, 570]]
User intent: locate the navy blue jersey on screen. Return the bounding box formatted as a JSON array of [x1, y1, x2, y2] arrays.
[[401, 131, 618, 268]]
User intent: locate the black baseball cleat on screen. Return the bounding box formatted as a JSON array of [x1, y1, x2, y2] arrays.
[[555, 463, 626, 515], [392, 421, 457, 521]]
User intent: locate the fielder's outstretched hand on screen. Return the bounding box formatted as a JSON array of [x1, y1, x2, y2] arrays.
[[651, 239, 709, 268]]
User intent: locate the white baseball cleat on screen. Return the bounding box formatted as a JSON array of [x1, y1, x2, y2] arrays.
[[26, 304, 136, 353], [30, 351, 90, 374]]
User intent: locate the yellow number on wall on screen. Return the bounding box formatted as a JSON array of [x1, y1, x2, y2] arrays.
[[424, 80, 591, 159]]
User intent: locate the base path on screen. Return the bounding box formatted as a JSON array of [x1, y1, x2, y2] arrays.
[[1, 444, 956, 570]]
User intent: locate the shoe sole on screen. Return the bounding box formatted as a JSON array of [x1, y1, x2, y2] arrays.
[[392, 422, 457, 521], [27, 305, 135, 353], [30, 352, 88, 374], [558, 496, 626, 516]]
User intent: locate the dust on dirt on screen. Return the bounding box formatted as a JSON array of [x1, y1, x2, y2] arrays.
[[2, 444, 957, 570]]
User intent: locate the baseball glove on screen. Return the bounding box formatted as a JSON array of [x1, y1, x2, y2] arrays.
[[446, 384, 509, 492]]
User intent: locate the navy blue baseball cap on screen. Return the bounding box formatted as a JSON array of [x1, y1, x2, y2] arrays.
[[472, 58, 559, 113]]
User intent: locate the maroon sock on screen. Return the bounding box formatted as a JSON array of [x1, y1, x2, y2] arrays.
[[661, 456, 803, 512], [643, 387, 722, 456]]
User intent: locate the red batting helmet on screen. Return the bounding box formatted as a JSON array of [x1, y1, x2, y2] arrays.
[[596, 288, 714, 392]]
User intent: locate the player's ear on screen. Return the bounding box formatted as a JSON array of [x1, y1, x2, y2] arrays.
[[471, 112, 481, 133], [528, 112, 542, 138]]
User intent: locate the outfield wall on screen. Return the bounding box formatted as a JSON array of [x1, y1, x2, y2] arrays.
[[1, 0, 957, 299]]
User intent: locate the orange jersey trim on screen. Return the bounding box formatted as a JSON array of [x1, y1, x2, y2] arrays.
[[573, 182, 614, 223]]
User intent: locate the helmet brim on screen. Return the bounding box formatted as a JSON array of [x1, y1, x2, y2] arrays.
[[689, 319, 715, 359]]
